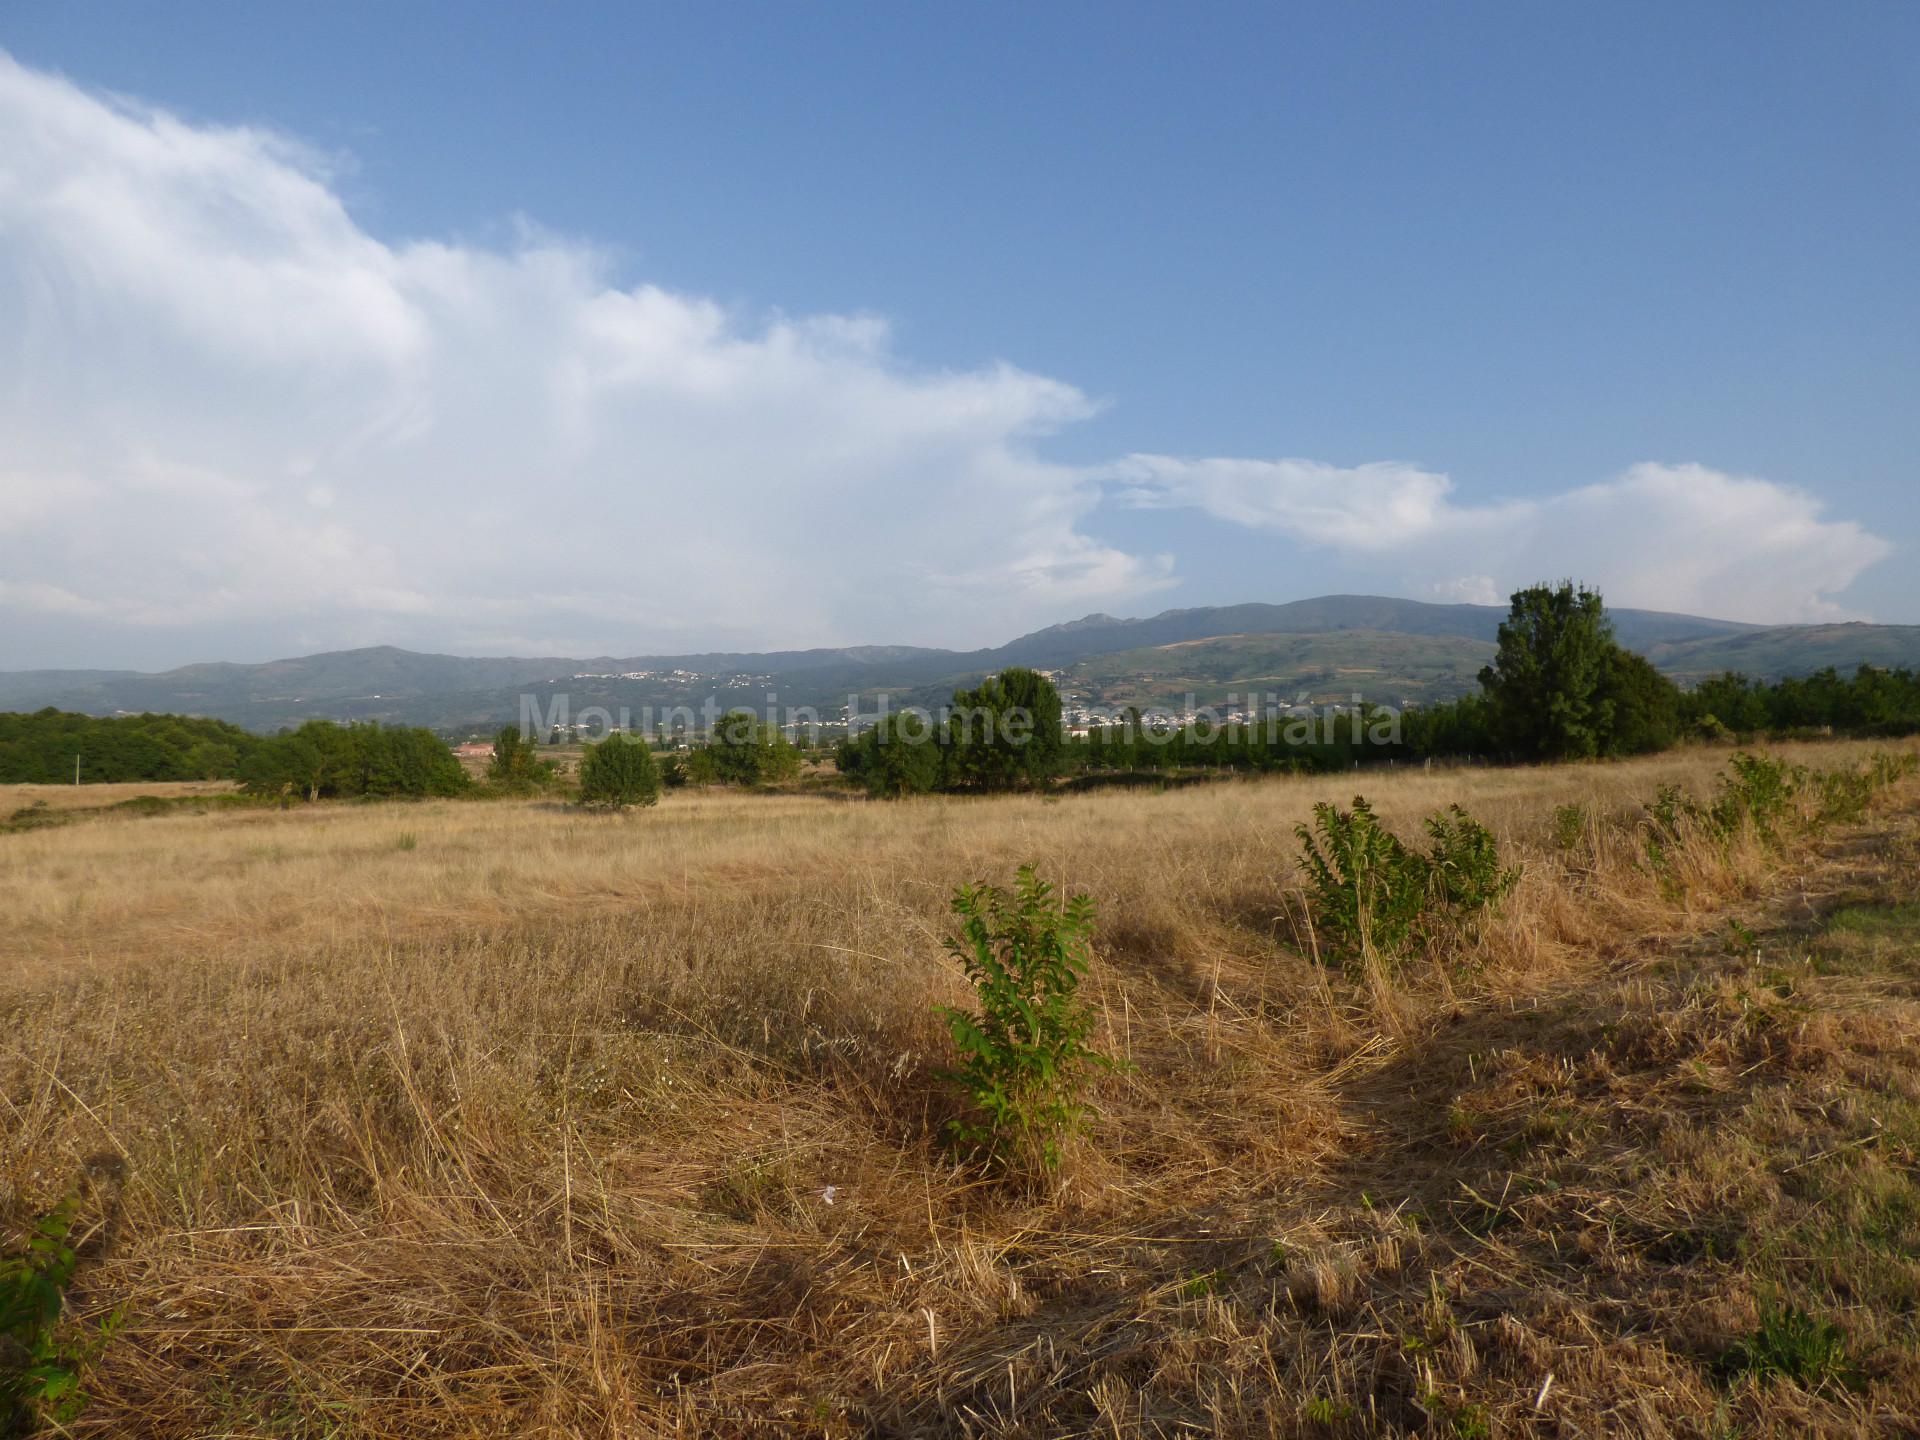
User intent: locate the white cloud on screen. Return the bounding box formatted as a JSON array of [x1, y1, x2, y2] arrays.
[[1427, 575, 1503, 607], [1119, 455, 1891, 624], [0, 52, 1894, 668], [1113, 456, 1463, 553], [0, 52, 1170, 662]]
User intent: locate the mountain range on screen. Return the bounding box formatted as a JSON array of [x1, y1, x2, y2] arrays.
[[3, 596, 1916, 734]]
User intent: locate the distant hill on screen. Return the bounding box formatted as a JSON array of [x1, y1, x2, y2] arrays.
[[0, 596, 1911, 733], [987, 594, 1755, 666], [1064, 630, 1497, 710], [1644, 622, 1920, 683]]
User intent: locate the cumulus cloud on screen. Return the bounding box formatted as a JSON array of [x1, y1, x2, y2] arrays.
[[0, 52, 1894, 668], [1117, 455, 1891, 624], [0, 52, 1171, 663]]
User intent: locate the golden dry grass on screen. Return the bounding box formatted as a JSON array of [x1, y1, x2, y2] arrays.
[[0, 780, 238, 815], [2, 739, 1918, 1437]]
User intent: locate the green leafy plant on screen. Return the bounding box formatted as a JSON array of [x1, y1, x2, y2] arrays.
[[1712, 751, 1803, 842], [1296, 798, 1518, 969], [577, 733, 661, 810], [1424, 805, 1521, 914], [1718, 1302, 1859, 1393], [1549, 801, 1588, 852], [937, 865, 1115, 1172], [1295, 798, 1431, 964], [1, 1196, 117, 1435]]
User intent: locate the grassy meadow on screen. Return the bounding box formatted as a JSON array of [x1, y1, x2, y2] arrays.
[[4, 739, 1920, 1436]]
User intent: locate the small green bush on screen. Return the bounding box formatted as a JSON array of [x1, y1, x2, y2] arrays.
[[937, 865, 1115, 1172], [578, 733, 660, 810], [1295, 798, 1518, 969], [1549, 802, 1588, 852], [1424, 805, 1520, 914], [485, 726, 558, 792], [1713, 751, 1803, 842], [1295, 798, 1431, 963]]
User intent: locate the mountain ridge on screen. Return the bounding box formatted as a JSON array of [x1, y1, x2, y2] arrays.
[[1, 596, 1910, 733]]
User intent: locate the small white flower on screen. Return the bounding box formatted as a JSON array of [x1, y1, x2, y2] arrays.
[[820, 1185, 838, 1206]]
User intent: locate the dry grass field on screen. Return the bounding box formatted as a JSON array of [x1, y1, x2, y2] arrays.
[[0, 780, 239, 815], [4, 740, 1920, 1437]]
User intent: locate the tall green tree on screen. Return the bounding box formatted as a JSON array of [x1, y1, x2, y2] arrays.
[[1600, 648, 1682, 755], [690, 710, 801, 786], [486, 725, 555, 788], [835, 708, 945, 797], [578, 732, 660, 809], [1479, 583, 1617, 760], [947, 667, 1064, 791]]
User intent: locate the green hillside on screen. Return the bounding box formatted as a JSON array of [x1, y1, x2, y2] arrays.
[[1648, 623, 1920, 681], [1062, 630, 1496, 710]]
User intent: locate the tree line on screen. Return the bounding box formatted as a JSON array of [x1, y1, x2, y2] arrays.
[[1404, 583, 1920, 761], [838, 583, 1920, 795], [237, 719, 470, 801], [0, 708, 257, 784]]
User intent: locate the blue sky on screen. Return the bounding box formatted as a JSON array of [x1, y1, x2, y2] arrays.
[[0, 3, 1914, 666]]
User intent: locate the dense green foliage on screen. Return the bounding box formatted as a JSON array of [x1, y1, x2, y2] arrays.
[[833, 709, 946, 797], [1066, 707, 1397, 776], [578, 732, 661, 809], [1686, 665, 1920, 736], [1478, 582, 1619, 759], [1295, 799, 1518, 969], [1465, 582, 1692, 760], [834, 669, 1071, 796], [947, 667, 1065, 791], [687, 711, 802, 787], [1410, 659, 1920, 763], [0, 709, 256, 784], [1407, 588, 1920, 764], [238, 720, 467, 802], [937, 865, 1114, 1172], [486, 726, 558, 790]]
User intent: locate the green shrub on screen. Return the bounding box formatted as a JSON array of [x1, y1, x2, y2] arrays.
[[238, 720, 467, 802], [1, 1196, 117, 1434], [937, 865, 1115, 1172], [485, 726, 557, 791], [1295, 798, 1431, 963], [1424, 805, 1520, 914], [1295, 798, 1518, 969], [835, 710, 945, 797], [577, 733, 660, 810], [1712, 751, 1803, 842], [1549, 802, 1588, 852], [1641, 749, 1913, 896], [691, 711, 801, 787]]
